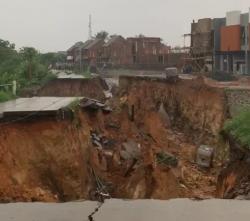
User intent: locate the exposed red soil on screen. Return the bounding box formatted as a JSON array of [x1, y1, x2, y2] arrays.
[[0, 77, 228, 202]]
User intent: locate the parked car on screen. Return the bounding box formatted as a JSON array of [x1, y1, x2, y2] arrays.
[[165, 67, 179, 83]]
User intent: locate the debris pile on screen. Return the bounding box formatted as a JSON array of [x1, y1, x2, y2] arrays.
[[156, 151, 178, 167]]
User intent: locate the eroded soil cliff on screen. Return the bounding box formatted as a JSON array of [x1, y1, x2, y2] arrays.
[[0, 77, 229, 202]]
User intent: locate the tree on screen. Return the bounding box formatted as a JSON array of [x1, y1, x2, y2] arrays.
[[39, 52, 66, 67], [95, 31, 109, 40], [0, 39, 16, 62], [20, 47, 38, 80], [137, 34, 145, 38]]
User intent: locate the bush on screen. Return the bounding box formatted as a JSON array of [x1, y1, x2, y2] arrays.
[[0, 91, 13, 103], [224, 109, 250, 149]]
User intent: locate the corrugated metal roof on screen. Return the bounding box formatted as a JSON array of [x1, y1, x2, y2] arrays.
[[0, 97, 82, 116], [57, 72, 85, 79]]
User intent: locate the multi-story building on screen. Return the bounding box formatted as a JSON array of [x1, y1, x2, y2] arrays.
[[101, 35, 131, 67], [215, 10, 250, 74], [67, 39, 104, 69], [67, 36, 170, 70], [191, 9, 250, 75], [127, 37, 169, 69], [190, 18, 214, 71]]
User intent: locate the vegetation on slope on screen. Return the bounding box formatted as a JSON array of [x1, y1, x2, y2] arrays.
[[0, 39, 65, 102], [224, 109, 250, 149]]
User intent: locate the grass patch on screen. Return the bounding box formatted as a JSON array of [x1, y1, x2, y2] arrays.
[[0, 91, 14, 103], [224, 108, 250, 149]]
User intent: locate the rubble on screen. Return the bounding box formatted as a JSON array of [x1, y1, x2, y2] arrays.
[[196, 145, 214, 168], [156, 151, 178, 167]]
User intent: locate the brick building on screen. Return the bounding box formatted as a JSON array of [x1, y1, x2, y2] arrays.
[[101, 35, 131, 67], [67, 36, 170, 70], [82, 38, 104, 66], [127, 37, 169, 69], [67, 39, 104, 69]]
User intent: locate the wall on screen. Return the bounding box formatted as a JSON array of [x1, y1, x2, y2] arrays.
[[191, 18, 213, 55], [220, 25, 241, 52]]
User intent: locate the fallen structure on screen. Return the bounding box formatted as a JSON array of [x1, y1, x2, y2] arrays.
[[0, 97, 81, 121]]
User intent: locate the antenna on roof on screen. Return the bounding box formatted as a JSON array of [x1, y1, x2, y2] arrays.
[[88, 14, 92, 40]]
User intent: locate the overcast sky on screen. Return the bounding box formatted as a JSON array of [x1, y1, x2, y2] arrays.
[[0, 0, 249, 52]]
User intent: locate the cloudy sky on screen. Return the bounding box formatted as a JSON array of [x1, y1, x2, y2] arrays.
[[0, 0, 249, 52]]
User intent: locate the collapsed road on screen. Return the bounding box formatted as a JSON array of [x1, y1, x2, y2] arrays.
[[0, 75, 250, 202]]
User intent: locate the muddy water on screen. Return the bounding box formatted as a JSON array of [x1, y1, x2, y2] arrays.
[[0, 199, 250, 221]]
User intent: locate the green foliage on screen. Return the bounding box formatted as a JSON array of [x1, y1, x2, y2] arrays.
[[39, 52, 66, 67], [95, 31, 109, 40], [156, 151, 178, 167], [224, 109, 250, 149], [83, 66, 91, 78], [0, 39, 57, 98], [67, 99, 80, 111], [0, 91, 14, 102]]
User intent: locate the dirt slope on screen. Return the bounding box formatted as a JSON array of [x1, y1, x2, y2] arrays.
[[0, 117, 92, 202], [0, 77, 229, 202]]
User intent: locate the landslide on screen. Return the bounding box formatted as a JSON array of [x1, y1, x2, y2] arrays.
[[0, 76, 229, 202], [0, 116, 92, 202]]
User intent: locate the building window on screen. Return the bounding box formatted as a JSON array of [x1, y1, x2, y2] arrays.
[[153, 47, 157, 55], [158, 55, 164, 64]]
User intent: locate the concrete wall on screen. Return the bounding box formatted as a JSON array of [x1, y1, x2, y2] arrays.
[[226, 11, 241, 26], [191, 18, 213, 55]]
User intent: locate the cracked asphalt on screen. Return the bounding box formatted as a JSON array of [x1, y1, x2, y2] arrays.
[[0, 199, 250, 221]]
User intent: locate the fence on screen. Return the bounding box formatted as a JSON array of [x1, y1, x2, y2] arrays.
[[0, 80, 17, 96]]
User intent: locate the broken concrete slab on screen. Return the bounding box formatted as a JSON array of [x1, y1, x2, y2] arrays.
[[196, 145, 214, 168], [0, 97, 83, 120], [80, 98, 112, 113]]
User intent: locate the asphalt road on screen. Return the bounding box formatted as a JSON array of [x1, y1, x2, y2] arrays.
[[0, 199, 250, 221]]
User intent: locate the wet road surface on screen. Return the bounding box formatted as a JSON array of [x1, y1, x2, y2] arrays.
[[0, 199, 250, 221]]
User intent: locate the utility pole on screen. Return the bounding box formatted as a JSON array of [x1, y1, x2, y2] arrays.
[[79, 47, 82, 73], [89, 14, 92, 40], [12, 80, 17, 96], [245, 25, 249, 75]]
